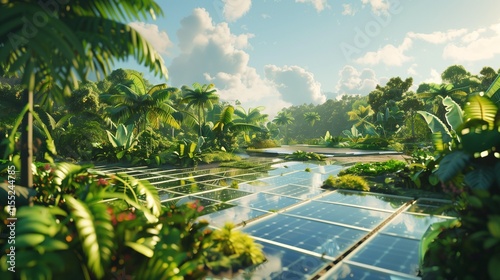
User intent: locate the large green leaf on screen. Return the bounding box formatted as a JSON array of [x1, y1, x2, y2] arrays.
[[463, 95, 497, 129], [464, 167, 495, 190], [417, 111, 452, 144], [442, 96, 463, 132], [436, 151, 471, 182], [419, 219, 460, 267], [486, 73, 500, 105], [460, 127, 500, 154], [65, 196, 114, 279]]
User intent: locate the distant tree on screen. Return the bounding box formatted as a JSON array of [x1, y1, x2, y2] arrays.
[[369, 77, 413, 116], [273, 111, 295, 144], [397, 92, 425, 139], [304, 112, 321, 126], [479, 66, 498, 91], [182, 83, 219, 137], [441, 65, 470, 85]]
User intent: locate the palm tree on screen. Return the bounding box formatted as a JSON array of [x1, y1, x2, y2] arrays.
[[303, 112, 320, 126], [182, 83, 219, 137], [233, 106, 268, 143], [102, 74, 180, 135], [1, 0, 166, 188], [234, 106, 269, 125], [212, 105, 262, 151], [273, 111, 294, 144], [347, 104, 375, 128]]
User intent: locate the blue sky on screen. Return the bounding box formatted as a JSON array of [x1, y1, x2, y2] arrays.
[[118, 0, 500, 116]]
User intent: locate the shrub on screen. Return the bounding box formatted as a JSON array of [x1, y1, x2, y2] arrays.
[[284, 150, 325, 161], [249, 139, 279, 149], [339, 159, 406, 176], [322, 174, 370, 191], [201, 151, 241, 164]]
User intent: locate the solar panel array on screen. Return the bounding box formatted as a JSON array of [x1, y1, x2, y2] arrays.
[[93, 159, 455, 279]]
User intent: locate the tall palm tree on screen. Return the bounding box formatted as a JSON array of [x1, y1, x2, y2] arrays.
[[182, 83, 219, 137], [303, 112, 320, 126], [1, 0, 166, 187], [212, 105, 262, 151], [234, 106, 269, 125], [273, 111, 294, 144], [102, 74, 180, 134]]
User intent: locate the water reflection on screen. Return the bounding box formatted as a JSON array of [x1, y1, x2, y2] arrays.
[[382, 213, 454, 239], [317, 191, 410, 211]]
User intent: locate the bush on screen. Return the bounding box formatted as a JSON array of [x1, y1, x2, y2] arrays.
[[339, 159, 406, 176], [201, 151, 241, 164], [322, 174, 370, 191], [249, 139, 279, 149], [284, 150, 325, 161]]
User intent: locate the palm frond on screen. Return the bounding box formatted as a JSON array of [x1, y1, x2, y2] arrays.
[[65, 196, 114, 279]]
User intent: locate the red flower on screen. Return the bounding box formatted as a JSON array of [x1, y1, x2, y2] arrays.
[[97, 178, 109, 187]]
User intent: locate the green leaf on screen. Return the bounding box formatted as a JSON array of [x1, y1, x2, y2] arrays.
[[442, 96, 463, 132], [436, 151, 471, 182], [463, 95, 497, 129], [489, 254, 500, 280], [460, 126, 500, 154], [465, 167, 495, 190], [487, 216, 500, 238], [417, 110, 452, 144], [486, 73, 500, 105], [125, 242, 154, 258], [65, 196, 114, 279], [419, 219, 460, 266]]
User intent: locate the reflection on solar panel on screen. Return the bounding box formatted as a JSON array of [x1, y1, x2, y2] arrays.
[[231, 193, 301, 211], [323, 261, 421, 280], [348, 234, 420, 275], [406, 198, 457, 216], [286, 201, 392, 229], [196, 188, 253, 202], [199, 205, 268, 228], [381, 212, 452, 239], [93, 161, 454, 279], [316, 190, 410, 211], [265, 184, 326, 199], [242, 214, 368, 257], [234, 241, 328, 280], [169, 183, 221, 194]]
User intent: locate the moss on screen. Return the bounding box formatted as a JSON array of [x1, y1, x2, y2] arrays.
[[201, 151, 241, 164], [322, 174, 370, 191]]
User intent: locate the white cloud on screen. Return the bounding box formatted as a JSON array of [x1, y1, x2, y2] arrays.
[[335, 65, 379, 96], [461, 28, 486, 43], [264, 65, 327, 105], [408, 29, 467, 44], [261, 13, 271, 19], [129, 22, 173, 55], [361, 0, 390, 14], [222, 0, 252, 22], [355, 37, 412, 66], [169, 8, 291, 118], [423, 69, 442, 84], [295, 0, 329, 12], [443, 23, 500, 62], [342, 4, 355, 15], [407, 63, 418, 76]]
